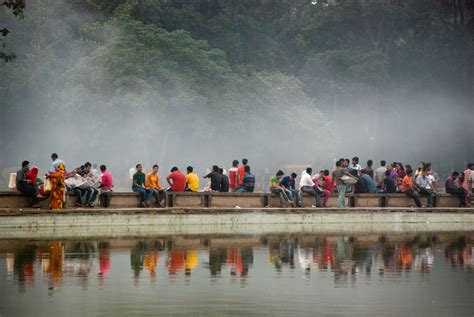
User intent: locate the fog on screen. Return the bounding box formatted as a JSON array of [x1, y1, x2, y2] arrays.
[[1, 1, 473, 190]]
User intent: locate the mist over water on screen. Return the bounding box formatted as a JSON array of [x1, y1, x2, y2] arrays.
[[1, 0, 473, 189]]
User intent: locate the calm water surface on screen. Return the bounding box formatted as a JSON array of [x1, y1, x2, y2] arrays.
[[0, 231, 473, 316]]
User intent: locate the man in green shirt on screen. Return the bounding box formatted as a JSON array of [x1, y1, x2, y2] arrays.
[[270, 170, 292, 205], [132, 164, 153, 207]]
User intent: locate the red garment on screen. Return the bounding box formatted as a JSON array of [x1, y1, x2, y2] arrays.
[[26, 167, 45, 196], [229, 167, 239, 189], [324, 176, 334, 192], [101, 171, 113, 191], [237, 166, 245, 186], [167, 171, 187, 192]]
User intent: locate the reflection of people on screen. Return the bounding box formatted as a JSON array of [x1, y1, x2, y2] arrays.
[[98, 243, 111, 278], [168, 250, 185, 275], [48, 242, 63, 282], [185, 250, 198, 276], [144, 251, 159, 278]]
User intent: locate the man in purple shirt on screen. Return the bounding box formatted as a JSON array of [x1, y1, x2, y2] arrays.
[[445, 171, 466, 207]]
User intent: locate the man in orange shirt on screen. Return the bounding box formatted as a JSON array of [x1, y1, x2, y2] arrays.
[[402, 168, 422, 208], [146, 164, 165, 207], [237, 158, 248, 189]]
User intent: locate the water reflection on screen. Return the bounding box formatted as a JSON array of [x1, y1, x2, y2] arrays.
[[2, 233, 473, 290]]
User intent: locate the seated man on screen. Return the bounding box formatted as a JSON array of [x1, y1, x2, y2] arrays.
[[402, 168, 422, 208], [351, 169, 368, 194], [16, 160, 42, 207], [99, 165, 113, 208], [132, 164, 153, 208], [218, 168, 229, 192], [445, 171, 466, 207], [415, 168, 436, 207], [382, 170, 396, 193], [300, 167, 322, 207], [166, 167, 187, 192], [270, 170, 292, 204], [237, 165, 255, 193], [82, 162, 101, 207], [360, 171, 377, 193], [280, 172, 301, 207], [185, 166, 199, 192], [203, 165, 222, 191], [146, 164, 165, 207], [65, 167, 88, 207]]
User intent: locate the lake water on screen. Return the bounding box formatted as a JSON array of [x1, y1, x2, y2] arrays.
[[0, 231, 473, 316]]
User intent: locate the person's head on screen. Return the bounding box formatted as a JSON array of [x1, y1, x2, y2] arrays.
[[232, 160, 239, 167], [406, 168, 413, 176], [212, 165, 219, 172], [306, 167, 312, 175], [100, 165, 106, 172], [425, 162, 432, 169], [22, 160, 30, 170], [291, 172, 297, 179], [380, 160, 386, 167], [245, 165, 251, 173], [242, 159, 248, 166], [187, 166, 193, 173], [136, 164, 143, 172], [469, 163, 474, 170], [335, 160, 341, 167], [367, 160, 373, 167], [352, 157, 359, 165], [418, 161, 426, 169], [152, 164, 159, 173], [385, 170, 391, 177], [324, 170, 329, 176], [51, 153, 58, 161], [397, 163, 405, 171], [422, 168, 428, 176], [218, 168, 224, 174], [170, 166, 178, 172], [451, 171, 459, 179], [387, 163, 393, 171], [319, 170, 324, 176], [344, 159, 350, 167], [276, 170, 284, 179], [84, 162, 92, 173]]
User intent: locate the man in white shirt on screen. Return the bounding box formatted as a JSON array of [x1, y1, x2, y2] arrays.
[[375, 160, 388, 185], [415, 169, 436, 207], [349, 157, 362, 175], [299, 167, 322, 207]]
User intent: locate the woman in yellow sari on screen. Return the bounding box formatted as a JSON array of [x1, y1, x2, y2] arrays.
[[48, 163, 66, 210]]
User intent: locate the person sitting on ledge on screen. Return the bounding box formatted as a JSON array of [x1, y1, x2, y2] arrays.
[[382, 170, 396, 193], [445, 171, 466, 207], [300, 167, 321, 207], [351, 169, 368, 194], [229, 160, 239, 192], [415, 168, 436, 207], [203, 165, 222, 191], [146, 164, 165, 207], [237, 159, 248, 190], [401, 168, 422, 208], [360, 170, 377, 193], [270, 170, 293, 205], [281, 172, 301, 207], [82, 162, 101, 207], [166, 166, 187, 192], [99, 164, 113, 208], [237, 165, 255, 193], [185, 166, 199, 192], [16, 160, 44, 208], [218, 168, 229, 192], [132, 164, 153, 208]]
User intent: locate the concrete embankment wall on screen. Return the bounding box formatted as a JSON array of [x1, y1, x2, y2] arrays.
[[1, 211, 473, 240]]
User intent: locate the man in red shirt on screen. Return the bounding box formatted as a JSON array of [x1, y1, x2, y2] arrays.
[[237, 158, 248, 189], [229, 160, 239, 192], [166, 167, 187, 192]]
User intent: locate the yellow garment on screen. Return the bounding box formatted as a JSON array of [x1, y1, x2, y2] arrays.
[[185, 250, 198, 270], [146, 172, 161, 189], [185, 172, 199, 192]]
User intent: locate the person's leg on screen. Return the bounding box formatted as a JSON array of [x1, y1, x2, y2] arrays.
[[337, 185, 346, 208], [145, 189, 154, 204], [323, 190, 330, 206], [302, 187, 320, 207], [72, 188, 84, 205], [418, 188, 433, 206], [271, 188, 284, 205], [158, 190, 166, 206], [88, 188, 99, 206], [133, 187, 146, 204], [284, 189, 293, 201], [405, 189, 422, 207], [292, 190, 302, 207]]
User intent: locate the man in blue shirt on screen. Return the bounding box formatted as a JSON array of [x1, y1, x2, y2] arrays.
[[280, 172, 302, 207], [360, 172, 377, 193]]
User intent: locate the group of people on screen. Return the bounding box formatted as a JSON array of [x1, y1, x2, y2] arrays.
[[14, 154, 473, 209]]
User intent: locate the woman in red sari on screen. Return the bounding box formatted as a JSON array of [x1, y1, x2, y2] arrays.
[[47, 163, 66, 210], [26, 166, 45, 196]]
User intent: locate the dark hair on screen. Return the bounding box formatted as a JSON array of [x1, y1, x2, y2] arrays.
[[335, 160, 341, 167], [245, 165, 251, 173], [323, 170, 329, 176], [85, 162, 92, 168], [51, 153, 58, 160], [468, 163, 474, 169], [367, 160, 373, 167], [352, 157, 359, 163], [398, 163, 405, 171], [385, 170, 390, 176], [232, 160, 239, 167], [291, 172, 297, 178], [344, 159, 350, 163], [212, 165, 219, 172], [218, 168, 224, 174], [100, 165, 106, 171], [153, 164, 159, 169], [380, 160, 386, 166], [136, 164, 142, 169], [452, 171, 459, 176], [187, 166, 193, 173], [276, 170, 284, 176], [406, 168, 413, 176], [306, 167, 312, 174], [22, 160, 29, 168], [170, 166, 178, 172], [242, 159, 248, 165]]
